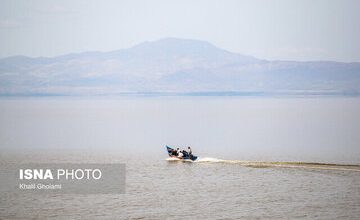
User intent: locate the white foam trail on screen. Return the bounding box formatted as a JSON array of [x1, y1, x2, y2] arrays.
[[165, 157, 225, 163], [166, 157, 181, 161], [195, 157, 225, 163]]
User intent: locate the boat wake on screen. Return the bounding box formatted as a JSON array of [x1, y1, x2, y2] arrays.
[[173, 157, 360, 172], [196, 157, 225, 163]]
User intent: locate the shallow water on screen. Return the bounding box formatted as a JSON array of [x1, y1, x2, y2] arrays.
[[0, 151, 359, 219], [0, 97, 360, 219]]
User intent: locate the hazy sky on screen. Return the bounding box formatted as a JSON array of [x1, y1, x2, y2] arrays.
[[1, 0, 360, 61]]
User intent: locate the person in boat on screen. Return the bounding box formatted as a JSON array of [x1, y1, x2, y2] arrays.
[[171, 148, 177, 156], [187, 146, 193, 159], [176, 147, 180, 157], [177, 148, 184, 158]]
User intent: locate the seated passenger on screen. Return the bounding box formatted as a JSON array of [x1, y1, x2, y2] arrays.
[[178, 149, 183, 158], [188, 146, 193, 159]]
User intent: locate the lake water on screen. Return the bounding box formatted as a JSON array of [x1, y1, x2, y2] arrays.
[[0, 97, 359, 219]]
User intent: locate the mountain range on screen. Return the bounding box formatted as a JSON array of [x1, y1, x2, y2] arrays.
[[1, 38, 360, 96]]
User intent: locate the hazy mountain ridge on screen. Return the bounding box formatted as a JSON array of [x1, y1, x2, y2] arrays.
[[1, 38, 360, 96]]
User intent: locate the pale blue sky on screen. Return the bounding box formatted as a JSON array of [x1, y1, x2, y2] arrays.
[[0, 0, 359, 61]]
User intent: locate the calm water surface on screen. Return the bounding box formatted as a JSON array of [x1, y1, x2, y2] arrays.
[[0, 152, 359, 220]]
